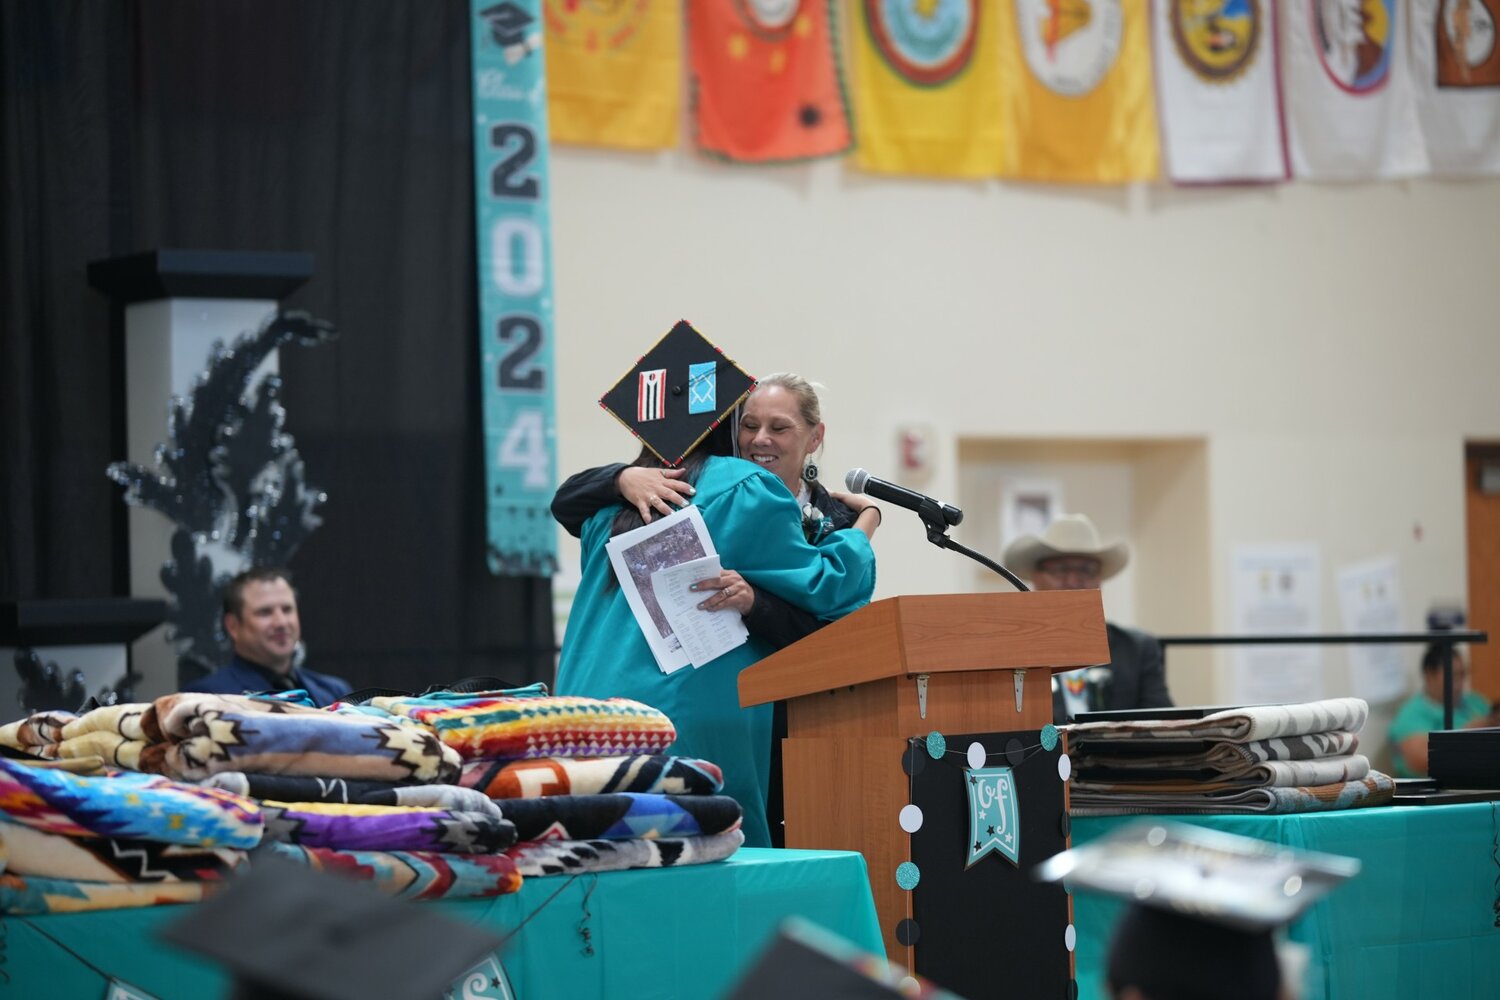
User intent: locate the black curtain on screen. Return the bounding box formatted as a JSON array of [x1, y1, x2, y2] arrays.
[[1, 1, 554, 691]]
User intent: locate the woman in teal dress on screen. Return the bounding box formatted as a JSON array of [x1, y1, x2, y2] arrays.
[[555, 439, 877, 848]]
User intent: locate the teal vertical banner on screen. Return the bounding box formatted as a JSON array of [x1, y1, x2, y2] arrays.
[[470, 1, 558, 576]]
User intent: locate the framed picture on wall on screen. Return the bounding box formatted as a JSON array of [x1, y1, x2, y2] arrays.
[[1000, 479, 1064, 546]]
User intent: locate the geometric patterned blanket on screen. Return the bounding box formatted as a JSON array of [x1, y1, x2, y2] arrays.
[[1068, 770, 1396, 816], [499, 793, 741, 842], [0, 821, 247, 883], [1072, 754, 1371, 792], [0, 873, 216, 914], [367, 693, 677, 761], [0, 758, 263, 848], [1072, 731, 1360, 774], [1063, 697, 1369, 744], [201, 773, 498, 812], [0, 710, 77, 758], [458, 754, 724, 800], [505, 828, 744, 878], [257, 800, 517, 854], [254, 841, 523, 900]]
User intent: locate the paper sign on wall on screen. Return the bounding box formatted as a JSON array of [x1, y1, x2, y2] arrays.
[[1230, 544, 1324, 704]]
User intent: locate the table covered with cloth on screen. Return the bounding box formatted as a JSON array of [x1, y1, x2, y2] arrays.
[[0, 847, 881, 1000], [1070, 803, 1500, 1000]]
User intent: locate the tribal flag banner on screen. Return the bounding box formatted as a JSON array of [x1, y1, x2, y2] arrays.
[[544, 0, 680, 150], [849, 0, 1006, 178], [689, 0, 853, 163], [1154, 0, 1289, 182], [1279, 0, 1429, 178], [996, 0, 1161, 182], [1409, 0, 1500, 175]]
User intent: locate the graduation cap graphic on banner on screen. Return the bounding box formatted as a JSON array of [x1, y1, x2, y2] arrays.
[[598, 320, 756, 467]]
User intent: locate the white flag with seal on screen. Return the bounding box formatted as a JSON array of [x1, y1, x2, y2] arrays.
[[1281, 0, 1430, 178], [1409, 0, 1500, 175]]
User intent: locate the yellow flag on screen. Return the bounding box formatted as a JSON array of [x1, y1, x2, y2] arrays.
[[850, 1, 1005, 178], [996, 0, 1160, 182], [544, 0, 680, 150]]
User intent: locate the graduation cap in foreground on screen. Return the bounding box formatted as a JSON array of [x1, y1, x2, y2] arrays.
[[598, 320, 756, 467], [723, 917, 969, 1000], [159, 855, 506, 1000], [1035, 821, 1360, 1000]]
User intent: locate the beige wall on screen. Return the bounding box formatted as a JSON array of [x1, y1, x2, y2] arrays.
[[547, 146, 1500, 759]]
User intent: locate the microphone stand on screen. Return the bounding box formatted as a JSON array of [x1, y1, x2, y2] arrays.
[[915, 499, 1030, 592]]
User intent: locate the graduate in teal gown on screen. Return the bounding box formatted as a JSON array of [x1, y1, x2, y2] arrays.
[[554, 321, 877, 847], [556, 454, 874, 847]]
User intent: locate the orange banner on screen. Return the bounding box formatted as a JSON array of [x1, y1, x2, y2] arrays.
[[690, 1, 852, 163]]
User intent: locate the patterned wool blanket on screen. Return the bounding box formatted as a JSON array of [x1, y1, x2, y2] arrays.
[[60, 703, 151, 742], [500, 793, 742, 842], [1064, 698, 1369, 744], [55, 731, 149, 770], [1072, 731, 1360, 775], [1069, 770, 1396, 816], [0, 873, 215, 914], [202, 773, 496, 812], [0, 710, 78, 757], [255, 841, 523, 899], [143, 693, 460, 785], [0, 822, 246, 883], [459, 754, 724, 800], [0, 758, 262, 848], [1071, 754, 1371, 793], [258, 800, 516, 854], [506, 828, 745, 878], [369, 692, 676, 761]]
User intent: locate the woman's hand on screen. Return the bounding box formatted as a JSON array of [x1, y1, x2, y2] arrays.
[[828, 489, 882, 538], [617, 466, 695, 522], [691, 570, 756, 615]]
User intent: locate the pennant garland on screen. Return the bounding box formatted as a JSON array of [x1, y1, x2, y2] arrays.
[[850, 0, 1006, 178], [1409, 0, 1500, 176], [1280, 0, 1430, 178], [996, 0, 1161, 182], [544, 0, 681, 150], [965, 765, 1021, 867], [689, 0, 853, 163], [1154, 0, 1289, 182]]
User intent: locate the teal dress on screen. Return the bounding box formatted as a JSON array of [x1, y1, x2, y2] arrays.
[[1388, 690, 1492, 777], [555, 456, 876, 847]]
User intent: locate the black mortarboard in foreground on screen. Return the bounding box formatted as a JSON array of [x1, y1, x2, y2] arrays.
[[158, 855, 506, 1000], [1035, 821, 1360, 1000], [597, 320, 756, 467], [723, 917, 967, 1000]]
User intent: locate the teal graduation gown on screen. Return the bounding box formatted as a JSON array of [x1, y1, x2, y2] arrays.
[[555, 456, 876, 847]]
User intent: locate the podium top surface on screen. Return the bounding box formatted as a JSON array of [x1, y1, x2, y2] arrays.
[[88, 249, 314, 304], [739, 590, 1109, 707], [0, 598, 169, 647]]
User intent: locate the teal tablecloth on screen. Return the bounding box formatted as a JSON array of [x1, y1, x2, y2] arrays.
[[1072, 804, 1500, 1000], [0, 848, 881, 1000]]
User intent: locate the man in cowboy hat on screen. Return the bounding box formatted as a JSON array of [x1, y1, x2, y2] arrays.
[[1002, 514, 1173, 723]]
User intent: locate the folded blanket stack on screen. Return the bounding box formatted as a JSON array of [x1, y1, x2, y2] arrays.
[[1064, 697, 1395, 816], [0, 710, 80, 759], [0, 757, 262, 914]]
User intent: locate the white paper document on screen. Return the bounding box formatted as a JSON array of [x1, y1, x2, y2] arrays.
[[653, 555, 749, 668], [1336, 557, 1407, 704], [1230, 544, 1324, 705], [604, 505, 746, 674]]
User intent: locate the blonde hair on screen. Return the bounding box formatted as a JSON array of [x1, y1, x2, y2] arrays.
[[755, 372, 824, 429]]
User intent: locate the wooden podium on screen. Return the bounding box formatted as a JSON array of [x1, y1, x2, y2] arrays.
[[738, 590, 1108, 960]]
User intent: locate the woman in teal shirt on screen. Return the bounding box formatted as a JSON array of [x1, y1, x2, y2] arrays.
[[555, 435, 877, 847], [1389, 643, 1497, 777]]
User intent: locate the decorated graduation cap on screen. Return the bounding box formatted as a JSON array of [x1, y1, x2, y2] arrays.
[[598, 320, 756, 467], [158, 855, 506, 1000], [1035, 821, 1360, 1000], [724, 917, 966, 1000]]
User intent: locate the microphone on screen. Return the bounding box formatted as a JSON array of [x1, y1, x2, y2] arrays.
[[845, 469, 964, 527]]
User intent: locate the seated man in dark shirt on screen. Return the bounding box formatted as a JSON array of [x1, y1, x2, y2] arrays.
[[182, 567, 352, 707]]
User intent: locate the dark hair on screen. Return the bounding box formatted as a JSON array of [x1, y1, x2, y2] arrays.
[[1421, 641, 1463, 673], [608, 416, 737, 539], [1108, 904, 1280, 1000], [222, 567, 295, 618]]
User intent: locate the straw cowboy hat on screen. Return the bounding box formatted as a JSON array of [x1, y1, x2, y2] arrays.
[[1002, 514, 1131, 582]]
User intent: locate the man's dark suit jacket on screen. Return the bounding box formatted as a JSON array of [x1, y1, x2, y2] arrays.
[[182, 652, 352, 708], [1052, 622, 1173, 723]]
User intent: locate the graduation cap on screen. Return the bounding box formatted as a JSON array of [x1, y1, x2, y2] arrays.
[[597, 320, 756, 467], [158, 855, 506, 1000], [723, 917, 968, 1000], [1035, 821, 1360, 1000]]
